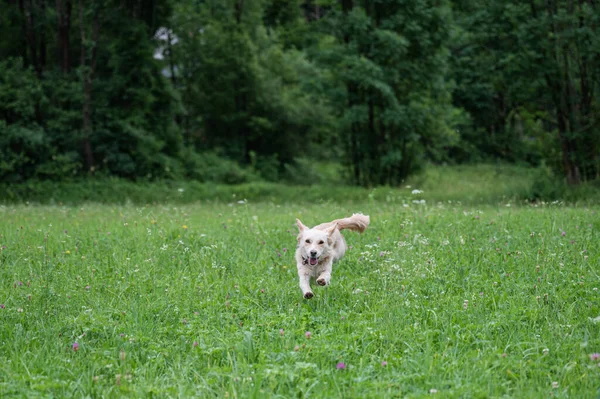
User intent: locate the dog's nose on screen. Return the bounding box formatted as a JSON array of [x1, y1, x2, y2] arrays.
[[310, 250, 317, 257]]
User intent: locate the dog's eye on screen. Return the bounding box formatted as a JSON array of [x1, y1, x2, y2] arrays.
[[305, 239, 311, 244], [318, 240, 324, 244]]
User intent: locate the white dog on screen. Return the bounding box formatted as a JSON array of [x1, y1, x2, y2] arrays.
[[295, 214, 370, 299]]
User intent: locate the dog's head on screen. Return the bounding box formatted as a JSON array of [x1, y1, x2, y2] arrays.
[[296, 219, 337, 266]]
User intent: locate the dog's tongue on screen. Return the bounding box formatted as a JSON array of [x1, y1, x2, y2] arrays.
[[309, 257, 318, 266]]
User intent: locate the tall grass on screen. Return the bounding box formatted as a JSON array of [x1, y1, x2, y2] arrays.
[[3, 164, 598, 206], [1, 200, 599, 397]]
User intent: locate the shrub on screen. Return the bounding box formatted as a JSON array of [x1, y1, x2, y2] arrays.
[[182, 150, 260, 184]]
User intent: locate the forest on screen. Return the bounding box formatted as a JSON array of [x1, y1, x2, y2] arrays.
[[1, 0, 599, 186]]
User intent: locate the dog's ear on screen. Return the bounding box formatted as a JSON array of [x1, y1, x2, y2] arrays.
[[296, 218, 307, 233], [325, 222, 338, 236]]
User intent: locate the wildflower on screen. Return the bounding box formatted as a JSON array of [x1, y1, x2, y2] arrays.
[[561, 231, 566, 236], [305, 331, 311, 339], [501, 353, 507, 357], [542, 348, 549, 355], [85, 285, 90, 290], [590, 353, 600, 361], [463, 300, 468, 310], [183, 225, 188, 230], [381, 361, 388, 367], [73, 342, 79, 351], [193, 341, 199, 347], [0, 304, 4, 309], [551, 381, 559, 389], [282, 247, 287, 253], [336, 362, 346, 370], [65, 250, 71, 254], [294, 345, 300, 352], [279, 329, 285, 336], [429, 388, 438, 394], [411, 189, 423, 195]]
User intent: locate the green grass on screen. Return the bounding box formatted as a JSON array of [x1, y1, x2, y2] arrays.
[[1, 200, 599, 398], [3, 164, 599, 207]]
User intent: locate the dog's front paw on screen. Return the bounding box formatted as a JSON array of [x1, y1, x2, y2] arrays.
[[303, 291, 314, 299], [316, 278, 327, 286]]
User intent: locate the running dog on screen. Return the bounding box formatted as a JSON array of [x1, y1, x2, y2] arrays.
[[295, 214, 370, 299]]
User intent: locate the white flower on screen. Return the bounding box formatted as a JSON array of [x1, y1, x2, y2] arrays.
[[411, 189, 423, 195], [542, 348, 549, 355]]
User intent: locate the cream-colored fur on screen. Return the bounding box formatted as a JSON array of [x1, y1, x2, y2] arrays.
[[295, 214, 370, 299]]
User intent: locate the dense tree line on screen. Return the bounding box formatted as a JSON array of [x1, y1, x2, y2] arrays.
[[1, 0, 598, 185]]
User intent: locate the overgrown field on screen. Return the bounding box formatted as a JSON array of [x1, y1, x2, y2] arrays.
[[1, 200, 599, 398]]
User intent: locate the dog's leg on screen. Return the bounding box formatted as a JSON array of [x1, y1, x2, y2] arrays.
[[298, 268, 313, 299], [316, 261, 333, 286]]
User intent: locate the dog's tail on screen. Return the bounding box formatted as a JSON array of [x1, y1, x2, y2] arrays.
[[332, 213, 370, 233]]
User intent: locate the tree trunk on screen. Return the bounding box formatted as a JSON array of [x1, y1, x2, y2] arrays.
[[166, 30, 177, 86], [22, 0, 41, 76], [56, 0, 71, 73], [543, 0, 581, 185], [38, 0, 47, 74], [341, 0, 361, 184], [80, 0, 99, 172], [234, 0, 245, 24]]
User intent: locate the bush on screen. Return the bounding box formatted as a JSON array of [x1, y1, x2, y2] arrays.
[[182, 150, 260, 184], [282, 158, 344, 185], [528, 164, 567, 201]]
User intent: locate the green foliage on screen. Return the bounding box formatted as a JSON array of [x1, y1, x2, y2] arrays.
[[314, 0, 458, 186], [0, 0, 598, 188], [0, 58, 80, 181], [169, 0, 336, 176], [451, 0, 600, 183]]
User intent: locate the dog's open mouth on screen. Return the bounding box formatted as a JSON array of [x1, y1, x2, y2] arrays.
[[309, 257, 318, 266]]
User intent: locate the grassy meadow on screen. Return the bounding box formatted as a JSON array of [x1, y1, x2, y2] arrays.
[[1, 170, 600, 397]]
